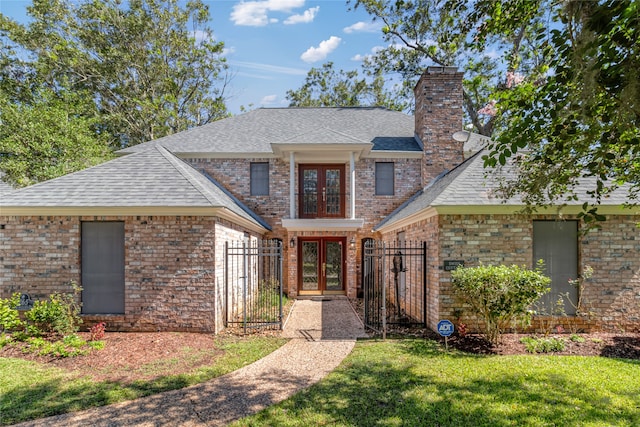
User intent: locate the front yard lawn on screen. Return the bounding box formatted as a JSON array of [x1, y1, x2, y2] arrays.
[[233, 339, 640, 427], [0, 335, 285, 426]]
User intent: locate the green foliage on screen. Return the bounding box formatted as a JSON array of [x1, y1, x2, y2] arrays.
[[0, 293, 25, 332], [451, 263, 551, 344], [88, 340, 106, 350], [0, 336, 286, 425], [24, 284, 82, 338], [0, 0, 229, 164], [570, 334, 586, 343], [236, 340, 640, 427], [286, 62, 407, 111], [0, 88, 113, 187], [349, 0, 550, 134], [520, 336, 566, 353], [483, 0, 640, 214], [22, 335, 89, 357], [0, 333, 13, 348]]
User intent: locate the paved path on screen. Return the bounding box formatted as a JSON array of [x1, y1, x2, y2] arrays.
[[17, 297, 366, 427]]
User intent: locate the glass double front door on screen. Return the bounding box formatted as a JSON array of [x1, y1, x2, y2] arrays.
[[299, 237, 345, 294]]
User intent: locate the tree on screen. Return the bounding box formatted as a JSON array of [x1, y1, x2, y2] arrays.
[[0, 88, 112, 187], [483, 0, 640, 215], [346, 0, 638, 213], [350, 0, 550, 136], [286, 62, 407, 111], [0, 0, 229, 148]]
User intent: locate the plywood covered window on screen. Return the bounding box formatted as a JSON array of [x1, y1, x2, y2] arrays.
[[81, 222, 125, 314], [533, 220, 579, 315], [375, 162, 394, 195], [250, 162, 269, 196]]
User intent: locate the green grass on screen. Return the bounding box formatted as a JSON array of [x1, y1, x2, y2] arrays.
[[0, 336, 286, 426], [232, 339, 640, 427]]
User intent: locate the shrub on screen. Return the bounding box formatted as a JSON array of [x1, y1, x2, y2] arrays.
[[520, 336, 566, 353], [24, 283, 82, 338], [89, 322, 106, 341], [0, 293, 25, 332], [451, 262, 551, 344]]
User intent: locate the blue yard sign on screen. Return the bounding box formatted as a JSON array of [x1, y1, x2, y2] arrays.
[[437, 319, 455, 337]]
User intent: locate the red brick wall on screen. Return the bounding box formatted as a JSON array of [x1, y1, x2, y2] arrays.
[[414, 66, 465, 182], [0, 216, 81, 299], [0, 215, 258, 332], [187, 156, 424, 298], [379, 213, 640, 333]]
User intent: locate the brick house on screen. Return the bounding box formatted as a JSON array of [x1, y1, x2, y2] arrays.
[[1, 66, 638, 333]]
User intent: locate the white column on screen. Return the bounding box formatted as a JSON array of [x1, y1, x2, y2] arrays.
[[350, 152, 356, 220], [289, 151, 295, 219]]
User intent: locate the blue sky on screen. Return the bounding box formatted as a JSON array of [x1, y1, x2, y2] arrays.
[[0, 0, 387, 115]]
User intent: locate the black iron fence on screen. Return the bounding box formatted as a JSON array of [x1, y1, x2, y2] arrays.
[[363, 240, 427, 336], [225, 239, 283, 333]]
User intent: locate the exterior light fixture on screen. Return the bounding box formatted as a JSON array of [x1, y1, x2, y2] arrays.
[[290, 237, 296, 248], [350, 236, 356, 249]]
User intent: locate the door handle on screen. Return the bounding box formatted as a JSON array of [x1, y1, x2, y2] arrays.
[[322, 262, 326, 276], [322, 187, 326, 202]]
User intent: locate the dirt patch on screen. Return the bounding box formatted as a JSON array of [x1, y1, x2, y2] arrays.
[[445, 332, 640, 358], [349, 298, 640, 359], [1, 332, 225, 383]]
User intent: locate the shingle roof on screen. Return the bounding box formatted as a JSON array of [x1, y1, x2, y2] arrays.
[[376, 150, 635, 229], [0, 146, 270, 230], [118, 107, 421, 155]]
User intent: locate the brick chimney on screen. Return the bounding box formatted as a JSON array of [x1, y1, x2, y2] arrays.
[[414, 66, 464, 183]]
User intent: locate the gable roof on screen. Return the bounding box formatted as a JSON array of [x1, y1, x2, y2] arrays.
[[118, 107, 421, 156], [0, 146, 270, 232], [375, 150, 637, 231]]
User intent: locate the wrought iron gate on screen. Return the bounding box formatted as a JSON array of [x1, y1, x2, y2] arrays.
[[363, 240, 427, 335], [225, 239, 283, 333]]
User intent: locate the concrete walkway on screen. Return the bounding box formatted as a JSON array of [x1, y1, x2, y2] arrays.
[[17, 297, 366, 427]]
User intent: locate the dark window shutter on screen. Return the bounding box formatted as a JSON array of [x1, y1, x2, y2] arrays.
[[375, 162, 394, 195], [250, 162, 269, 196]]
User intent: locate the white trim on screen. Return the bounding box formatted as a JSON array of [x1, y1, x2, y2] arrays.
[[271, 143, 372, 162], [432, 205, 639, 216], [282, 218, 365, 231], [175, 152, 277, 159], [0, 206, 269, 234], [350, 152, 356, 220], [289, 152, 296, 219], [367, 151, 423, 159], [374, 204, 639, 233], [374, 207, 439, 233]]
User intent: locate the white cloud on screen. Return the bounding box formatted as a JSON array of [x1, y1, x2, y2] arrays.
[[343, 21, 383, 34], [300, 36, 342, 63], [222, 46, 236, 57], [284, 6, 319, 24], [351, 46, 384, 62], [230, 0, 305, 26], [261, 94, 278, 105]]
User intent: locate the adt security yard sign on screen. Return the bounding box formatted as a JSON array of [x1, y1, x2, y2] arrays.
[[437, 319, 455, 350], [437, 319, 454, 337]]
